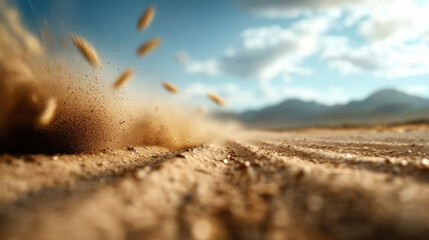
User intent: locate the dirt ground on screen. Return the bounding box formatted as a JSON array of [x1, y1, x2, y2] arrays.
[[1, 125, 429, 240]]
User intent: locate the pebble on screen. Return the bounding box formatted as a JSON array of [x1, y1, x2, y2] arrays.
[[175, 153, 187, 159], [127, 146, 137, 152], [223, 159, 228, 164], [295, 169, 305, 180]]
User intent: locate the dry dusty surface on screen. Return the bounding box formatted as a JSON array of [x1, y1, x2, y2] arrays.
[[1, 125, 429, 240]]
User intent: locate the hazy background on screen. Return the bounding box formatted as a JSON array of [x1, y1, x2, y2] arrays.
[[13, 0, 429, 115]]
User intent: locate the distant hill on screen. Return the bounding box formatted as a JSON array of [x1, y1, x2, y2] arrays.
[[236, 89, 429, 129]]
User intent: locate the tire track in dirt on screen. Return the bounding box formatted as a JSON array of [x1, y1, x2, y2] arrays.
[[290, 140, 429, 160], [0, 145, 233, 240], [226, 138, 429, 240], [258, 141, 429, 184], [1, 129, 429, 240], [0, 147, 176, 208]]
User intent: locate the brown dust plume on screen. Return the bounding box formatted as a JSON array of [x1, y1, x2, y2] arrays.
[[0, 2, 220, 154]]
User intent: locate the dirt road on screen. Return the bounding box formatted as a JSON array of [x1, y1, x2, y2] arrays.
[[1, 125, 429, 240]]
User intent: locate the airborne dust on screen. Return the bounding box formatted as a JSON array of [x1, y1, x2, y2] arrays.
[[0, 1, 230, 154]]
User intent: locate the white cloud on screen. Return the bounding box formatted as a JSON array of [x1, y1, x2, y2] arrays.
[[358, 0, 429, 44], [186, 17, 329, 81], [186, 59, 219, 76], [187, 0, 429, 86], [319, 0, 429, 79], [322, 36, 429, 78], [404, 85, 428, 97], [234, 0, 383, 18]]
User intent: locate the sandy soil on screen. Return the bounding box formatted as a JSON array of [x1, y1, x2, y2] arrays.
[[1, 125, 429, 240]]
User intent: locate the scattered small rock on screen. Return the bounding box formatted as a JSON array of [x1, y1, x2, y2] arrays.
[[127, 146, 137, 152], [295, 169, 305, 180], [175, 153, 187, 159]]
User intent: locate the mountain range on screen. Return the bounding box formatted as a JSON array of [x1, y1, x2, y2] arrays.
[[217, 89, 429, 129]]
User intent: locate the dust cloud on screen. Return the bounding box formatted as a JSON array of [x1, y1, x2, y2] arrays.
[[0, 1, 226, 154]]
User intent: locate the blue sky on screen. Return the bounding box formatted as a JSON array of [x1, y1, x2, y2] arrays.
[[14, 0, 429, 112]]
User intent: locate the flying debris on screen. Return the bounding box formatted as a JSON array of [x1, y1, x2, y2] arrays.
[[71, 34, 102, 68], [162, 82, 179, 94], [207, 93, 226, 106], [113, 69, 135, 90], [137, 37, 162, 57], [38, 98, 57, 126], [138, 6, 155, 32]]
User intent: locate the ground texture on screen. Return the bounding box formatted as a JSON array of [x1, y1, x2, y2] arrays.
[[1, 125, 429, 240]]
